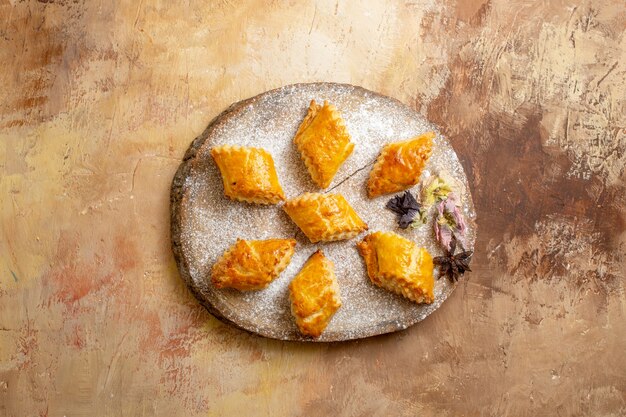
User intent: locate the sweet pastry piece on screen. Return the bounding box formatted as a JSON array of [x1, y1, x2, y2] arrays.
[[289, 250, 342, 337], [367, 132, 435, 198], [211, 145, 285, 204], [211, 238, 296, 290], [357, 231, 434, 304], [293, 100, 354, 188], [283, 193, 368, 243]]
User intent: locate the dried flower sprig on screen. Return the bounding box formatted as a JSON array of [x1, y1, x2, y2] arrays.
[[434, 192, 466, 252], [421, 175, 453, 207]]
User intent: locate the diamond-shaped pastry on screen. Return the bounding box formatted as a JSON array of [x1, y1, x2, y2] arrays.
[[289, 250, 342, 337], [367, 132, 434, 198], [294, 100, 354, 188], [357, 231, 434, 304], [283, 193, 368, 243], [211, 145, 285, 204], [211, 238, 296, 290]]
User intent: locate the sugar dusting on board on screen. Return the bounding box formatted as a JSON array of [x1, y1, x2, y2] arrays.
[[175, 83, 476, 341]]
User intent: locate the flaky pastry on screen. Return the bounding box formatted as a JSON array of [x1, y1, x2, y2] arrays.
[[294, 100, 354, 188], [211, 238, 296, 290], [357, 231, 434, 304], [367, 132, 434, 198], [289, 250, 341, 337], [283, 193, 368, 243], [211, 145, 285, 204]]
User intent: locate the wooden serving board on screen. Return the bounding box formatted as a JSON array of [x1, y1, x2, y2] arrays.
[[170, 83, 476, 341]]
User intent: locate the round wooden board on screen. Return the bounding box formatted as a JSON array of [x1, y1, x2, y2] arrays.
[[170, 83, 476, 342]]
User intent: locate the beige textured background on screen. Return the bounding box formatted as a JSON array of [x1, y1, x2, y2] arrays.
[[1, 0, 625, 416]]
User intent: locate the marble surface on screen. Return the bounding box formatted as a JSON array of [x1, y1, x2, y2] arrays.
[[0, 1, 624, 416]]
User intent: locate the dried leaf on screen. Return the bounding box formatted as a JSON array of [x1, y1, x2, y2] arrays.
[[386, 191, 424, 229]]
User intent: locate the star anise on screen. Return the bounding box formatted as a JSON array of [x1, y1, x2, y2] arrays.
[[433, 236, 473, 283]]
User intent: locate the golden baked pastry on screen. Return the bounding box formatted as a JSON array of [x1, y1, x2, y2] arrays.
[[366, 132, 434, 198], [283, 193, 368, 243], [289, 250, 342, 337], [294, 100, 354, 188], [357, 231, 434, 304], [211, 238, 296, 290], [211, 145, 285, 204]]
